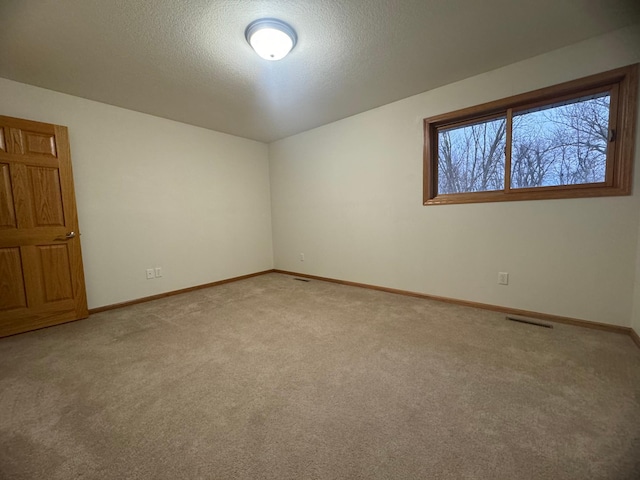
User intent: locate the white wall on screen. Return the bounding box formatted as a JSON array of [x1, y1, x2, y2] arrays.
[[0, 79, 273, 309], [270, 25, 640, 327], [634, 254, 640, 333], [632, 217, 640, 334]]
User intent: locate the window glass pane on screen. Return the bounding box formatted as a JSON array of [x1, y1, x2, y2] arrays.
[[510, 93, 610, 188], [437, 117, 506, 194]]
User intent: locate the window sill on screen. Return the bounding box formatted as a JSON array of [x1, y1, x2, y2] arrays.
[[424, 184, 631, 205]]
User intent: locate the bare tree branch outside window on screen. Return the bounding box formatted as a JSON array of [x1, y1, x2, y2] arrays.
[[510, 93, 609, 188], [438, 118, 506, 194]]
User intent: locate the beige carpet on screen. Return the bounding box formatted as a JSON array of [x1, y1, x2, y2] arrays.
[[1, 273, 639, 480]]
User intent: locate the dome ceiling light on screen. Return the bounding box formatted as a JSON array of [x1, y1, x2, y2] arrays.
[[245, 18, 297, 61]]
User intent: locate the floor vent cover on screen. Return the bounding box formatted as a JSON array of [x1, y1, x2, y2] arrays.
[[506, 315, 553, 329], [293, 278, 311, 282]]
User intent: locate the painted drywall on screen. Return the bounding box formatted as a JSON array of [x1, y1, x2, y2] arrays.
[[632, 214, 640, 334], [0, 79, 273, 309], [270, 25, 640, 327]]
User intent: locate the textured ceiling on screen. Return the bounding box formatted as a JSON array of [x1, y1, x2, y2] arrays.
[[1, 0, 639, 143]]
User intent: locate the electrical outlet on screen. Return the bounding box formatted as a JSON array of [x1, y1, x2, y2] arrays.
[[146, 268, 155, 280], [300, 253, 305, 262], [498, 272, 509, 285], [155, 267, 162, 278]]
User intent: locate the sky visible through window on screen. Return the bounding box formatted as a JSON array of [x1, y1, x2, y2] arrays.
[[437, 93, 610, 194]]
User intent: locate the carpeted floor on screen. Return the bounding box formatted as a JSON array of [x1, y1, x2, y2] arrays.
[[1, 272, 639, 480]]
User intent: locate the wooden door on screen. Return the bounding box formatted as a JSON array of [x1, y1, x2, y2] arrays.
[[0, 115, 88, 337]]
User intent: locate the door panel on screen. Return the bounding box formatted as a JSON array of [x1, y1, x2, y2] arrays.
[[0, 164, 17, 228], [24, 131, 57, 158], [38, 244, 73, 302], [28, 167, 65, 226], [8, 128, 25, 155], [0, 115, 87, 337], [0, 247, 27, 310]]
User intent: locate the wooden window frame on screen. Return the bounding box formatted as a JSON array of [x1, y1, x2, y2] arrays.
[[423, 64, 638, 205]]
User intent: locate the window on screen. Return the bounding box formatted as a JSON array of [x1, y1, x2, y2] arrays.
[[423, 64, 638, 205]]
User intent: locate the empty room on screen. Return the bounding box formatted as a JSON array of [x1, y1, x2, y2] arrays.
[[1, 1, 640, 479]]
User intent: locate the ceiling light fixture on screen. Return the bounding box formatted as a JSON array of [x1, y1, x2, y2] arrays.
[[245, 18, 297, 61]]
